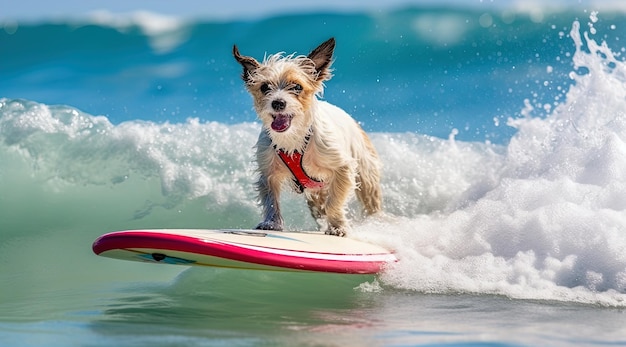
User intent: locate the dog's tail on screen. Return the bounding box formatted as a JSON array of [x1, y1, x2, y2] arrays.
[[355, 130, 383, 215]]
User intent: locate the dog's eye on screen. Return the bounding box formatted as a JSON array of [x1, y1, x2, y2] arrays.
[[260, 83, 271, 95], [291, 84, 303, 93]]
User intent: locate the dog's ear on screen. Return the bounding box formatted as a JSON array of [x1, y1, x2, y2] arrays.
[[233, 45, 260, 82], [307, 38, 335, 82]]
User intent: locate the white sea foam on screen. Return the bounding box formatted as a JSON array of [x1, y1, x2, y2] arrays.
[[355, 19, 626, 306]]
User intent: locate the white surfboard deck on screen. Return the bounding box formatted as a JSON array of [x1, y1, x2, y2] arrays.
[[92, 229, 396, 274]]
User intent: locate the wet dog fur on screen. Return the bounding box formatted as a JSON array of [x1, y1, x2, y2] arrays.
[[233, 38, 382, 236]]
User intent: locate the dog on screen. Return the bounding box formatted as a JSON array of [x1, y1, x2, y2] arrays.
[[233, 37, 382, 236]]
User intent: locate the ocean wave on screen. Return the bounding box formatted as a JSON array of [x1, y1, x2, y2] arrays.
[[3, 6, 625, 142], [360, 18, 626, 306], [85, 10, 191, 54], [1, 11, 626, 307]]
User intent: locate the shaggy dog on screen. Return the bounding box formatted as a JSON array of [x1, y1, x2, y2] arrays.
[[233, 38, 382, 236]]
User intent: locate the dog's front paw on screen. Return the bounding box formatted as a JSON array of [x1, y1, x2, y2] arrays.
[[325, 226, 347, 237], [255, 221, 283, 231]]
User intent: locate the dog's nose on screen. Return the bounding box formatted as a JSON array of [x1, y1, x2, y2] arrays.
[[271, 99, 286, 112]]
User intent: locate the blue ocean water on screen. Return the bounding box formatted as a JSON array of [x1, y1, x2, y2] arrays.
[[2, 5, 626, 346], [8, 6, 624, 142]]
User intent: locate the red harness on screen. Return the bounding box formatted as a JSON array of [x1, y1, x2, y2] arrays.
[[276, 149, 324, 193]]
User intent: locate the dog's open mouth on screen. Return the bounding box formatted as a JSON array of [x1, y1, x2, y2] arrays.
[[271, 114, 292, 132]]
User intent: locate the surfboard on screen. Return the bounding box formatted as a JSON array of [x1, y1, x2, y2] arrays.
[[92, 229, 396, 274]]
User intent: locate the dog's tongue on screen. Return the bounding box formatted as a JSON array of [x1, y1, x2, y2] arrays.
[[271, 114, 291, 132]]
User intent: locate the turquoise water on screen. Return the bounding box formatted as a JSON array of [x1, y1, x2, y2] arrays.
[[2, 4, 626, 346]]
